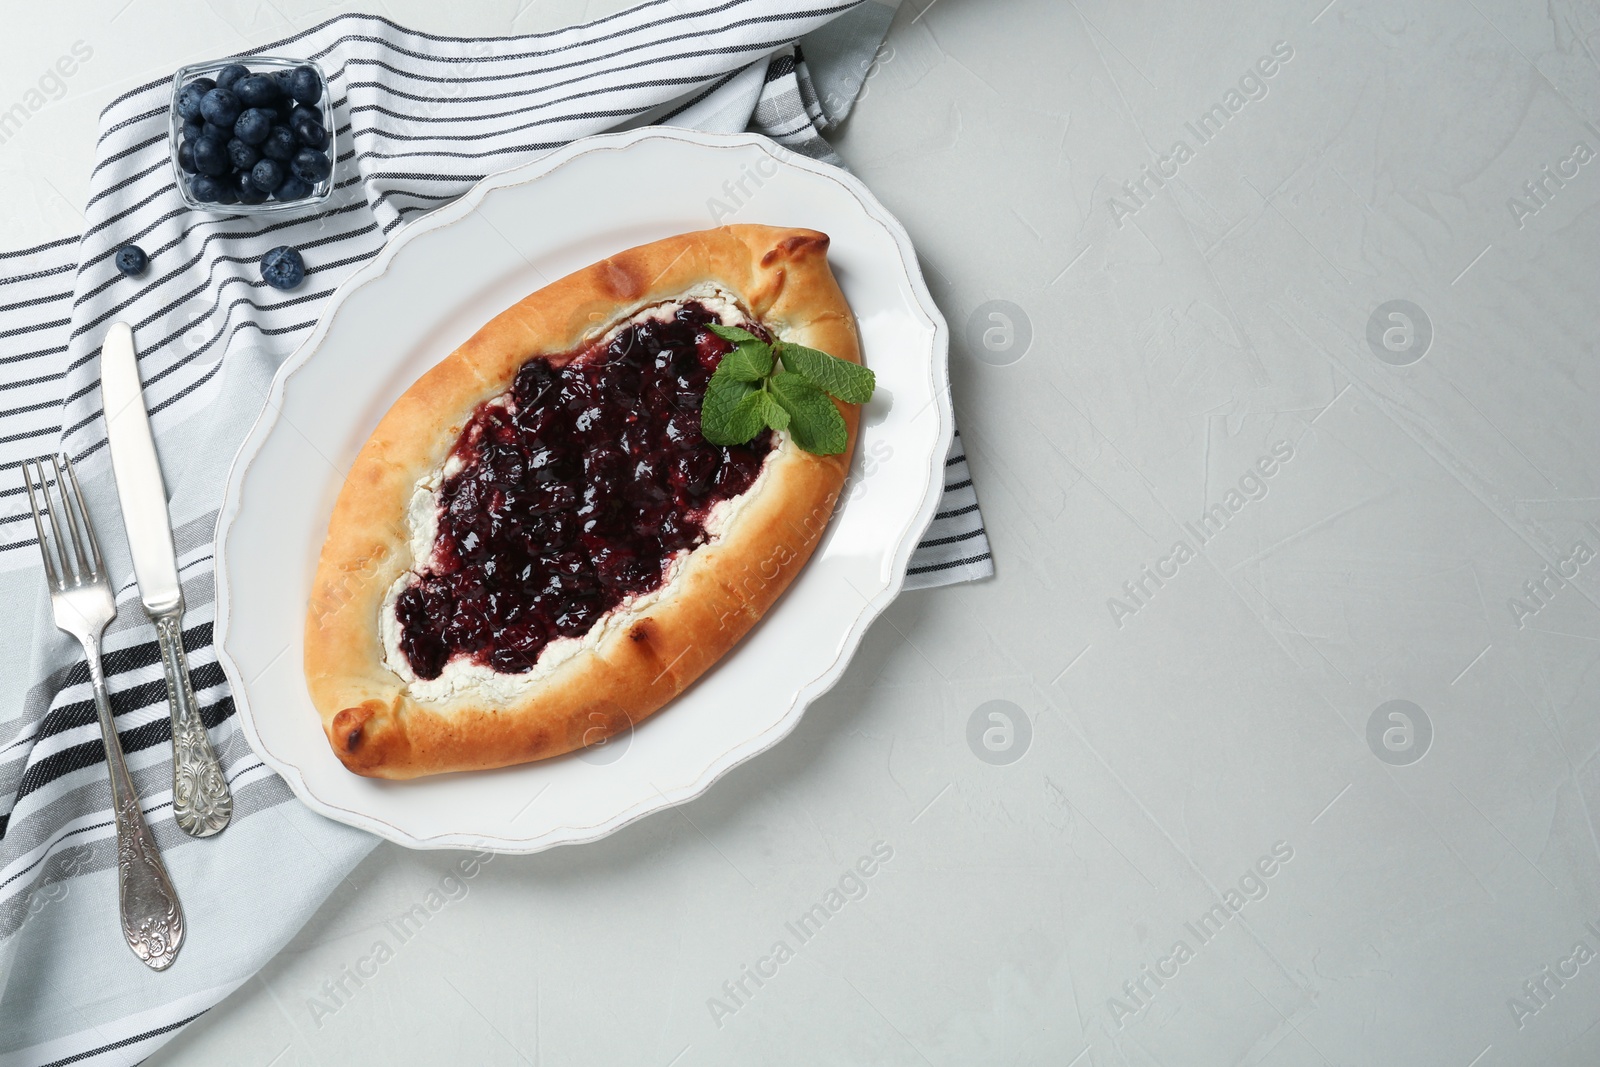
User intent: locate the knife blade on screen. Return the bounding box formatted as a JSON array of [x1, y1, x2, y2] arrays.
[[101, 322, 182, 616], [101, 322, 232, 837]]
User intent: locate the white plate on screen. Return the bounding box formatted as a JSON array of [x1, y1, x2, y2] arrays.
[[214, 128, 951, 853]]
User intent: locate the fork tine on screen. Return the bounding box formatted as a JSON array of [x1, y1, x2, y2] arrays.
[[39, 458, 76, 585], [47, 454, 89, 584], [59, 454, 105, 580], [21, 459, 61, 591]]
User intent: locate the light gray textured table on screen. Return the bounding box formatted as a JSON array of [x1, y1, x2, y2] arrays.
[[10, 0, 1600, 1063]]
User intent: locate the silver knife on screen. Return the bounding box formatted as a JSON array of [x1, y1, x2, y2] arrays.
[[102, 322, 232, 838]]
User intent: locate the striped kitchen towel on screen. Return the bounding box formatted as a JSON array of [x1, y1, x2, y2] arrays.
[[0, 1, 991, 1062]]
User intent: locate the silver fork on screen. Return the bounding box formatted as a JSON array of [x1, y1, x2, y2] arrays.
[[23, 453, 184, 971]]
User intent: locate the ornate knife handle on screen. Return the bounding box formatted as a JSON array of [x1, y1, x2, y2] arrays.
[[154, 608, 233, 837], [84, 639, 185, 970]]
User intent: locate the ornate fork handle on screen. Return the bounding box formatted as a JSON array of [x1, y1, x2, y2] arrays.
[[153, 608, 232, 837], [84, 638, 185, 970]]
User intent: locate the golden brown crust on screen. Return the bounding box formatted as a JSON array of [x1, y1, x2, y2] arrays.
[[303, 225, 860, 779]]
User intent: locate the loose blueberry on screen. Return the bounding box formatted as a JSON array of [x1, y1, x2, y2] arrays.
[[190, 174, 225, 202], [289, 147, 332, 184], [273, 175, 313, 201], [235, 171, 269, 204], [294, 119, 329, 150], [175, 79, 213, 121], [192, 134, 228, 177], [214, 63, 249, 91], [233, 107, 273, 145], [234, 74, 277, 107], [177, 140, 196, 173], [289, 65, 322, 105], [260, 246, 305, 290], [114, 245, 148, 277], [250, 158, 285, 193], [261, 124, 298, 162], [226, 137, 259, 171], [198, 88, 241, 129]]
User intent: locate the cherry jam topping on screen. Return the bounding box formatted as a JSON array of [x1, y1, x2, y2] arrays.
[[395, 300, 774, 680]]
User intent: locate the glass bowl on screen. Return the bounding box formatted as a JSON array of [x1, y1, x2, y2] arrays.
[[168, 55, 337, 214]]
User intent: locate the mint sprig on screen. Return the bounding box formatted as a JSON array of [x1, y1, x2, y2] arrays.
[[700, 324, 873, 455]]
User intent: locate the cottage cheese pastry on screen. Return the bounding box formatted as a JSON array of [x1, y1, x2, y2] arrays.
[[304, 225, 862, 778]]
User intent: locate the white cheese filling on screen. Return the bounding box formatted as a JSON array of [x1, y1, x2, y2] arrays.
[[380, 285, 779, 703]]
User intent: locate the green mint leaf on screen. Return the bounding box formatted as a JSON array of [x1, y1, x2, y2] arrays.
[[708, 323, 762, 346], [757, 389, 790, 432], [716, 340, 774, 383], [727, 391, 768, 442], [769, 372, 848, 455], [776, 342, 875, 404], [701, 372, 761, 445]]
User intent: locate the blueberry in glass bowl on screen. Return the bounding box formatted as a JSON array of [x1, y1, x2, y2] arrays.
[[169, 56, 336, 215]]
